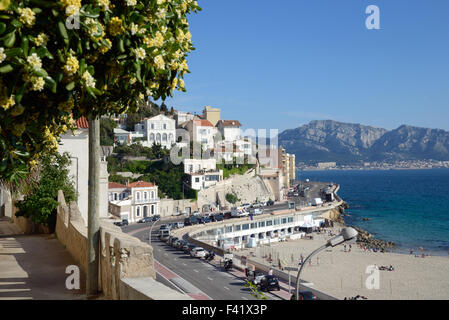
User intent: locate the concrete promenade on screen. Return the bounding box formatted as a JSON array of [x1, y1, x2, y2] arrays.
[[0, 217, 85, 300]]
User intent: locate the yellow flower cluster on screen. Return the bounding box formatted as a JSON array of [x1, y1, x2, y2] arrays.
[[0, 94, 15, 111], [154, 55, 165, 70], [27, 53, 42, 70], [30, 76, 45, 91], [97, 0, 110, 11], [12, 122, 26, 137], [61, 0, 82, 16], [18, 7, 36, 27], [85, 18, 104, 40], [82, 71, 96, 88], [0, 47, 6, 63], [99, 38, 112, 54], [63, 52, 79, 75], [134, 47, 146, 60], [109, 17, 125, 36], [34, 33, 49, 46], [126, 0, 137, 6], [143, 31, 164, 48]]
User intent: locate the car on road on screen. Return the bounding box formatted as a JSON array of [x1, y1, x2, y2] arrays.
[[250, 208, 263, 215], [152, 215, 161, 221], [138, 217, 152, 223], [211, 213, 224, 222], [190, 247, 206, 258], [177, 240, 187, 250], [184, 216, 200, 226], [113, 219, 128, 226], [223, 211, 233, 219], [241, 203, 251, 210], [158, 224, 171, 235], [258, 275, 281, 292], [159, 229, 170, 241], [266, 200, 275, 206], [183, 243, 196, 254], [200, 216, 211, 224], [172, 239, 182, 248], [290, 291, 317, 300], [192, 210, 201, 216], [251, 202, 263, 208]]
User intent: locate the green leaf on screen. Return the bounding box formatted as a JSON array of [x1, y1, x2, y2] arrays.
[[66, 81, 75, 91], [0, 22, 6, 34], [4, 31, 15, 47], [79, 58, 86, 74], [0, 64, 13, 73], [21, 36, 28, 57], [33, 68, 48, 77], [86, 86, 97, 98], [58, 21, 69, 44], [15, 84, 26, 103], [5, 48, 22, 58]]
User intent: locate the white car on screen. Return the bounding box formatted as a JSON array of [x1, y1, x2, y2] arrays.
[[192, 210, 201, 216], [241, 203, 251, 210], [251, 208, 263, 215], [251, 202, 262, 208], [190, 247, 206, 258]]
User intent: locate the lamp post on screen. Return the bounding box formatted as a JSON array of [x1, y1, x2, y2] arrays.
[[294, 227, 358, 300], [148, 220, 158, 246]]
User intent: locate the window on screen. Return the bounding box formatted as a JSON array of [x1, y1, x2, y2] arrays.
[[136, 192, 141, 200], [274, 218, 280, 225], [251, 223, 257, 229], [151, 191, 154, 199], [258, 221, 265, 228], [151, 123, 154, 129], [266, 220, 273, 226], [282, 218, 287, 224], [188, 165, 193, 172], [163, 123, 167, 129], [144, 192, 148, 200], [136, 207, 140, 217], [226, 226, 233, 233], [236, 225, 241, 231], [288, 217, 294, 223], [142, 125, 144, 130], [114, 193, 118, 201], [195, 177, 200, 183], [242, 224, 249, 230], [151, 205, 154, 214]]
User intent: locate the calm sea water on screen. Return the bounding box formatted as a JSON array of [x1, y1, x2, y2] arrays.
[[296, 169, 449, 255]]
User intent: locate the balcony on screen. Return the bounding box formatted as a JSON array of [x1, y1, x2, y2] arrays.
[[133, 198, 160, 204]]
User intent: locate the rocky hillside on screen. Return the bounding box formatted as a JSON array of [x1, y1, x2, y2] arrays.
[[279, 120, 449, 164]]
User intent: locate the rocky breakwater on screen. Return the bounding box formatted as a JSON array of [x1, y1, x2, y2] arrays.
[[352, 226, 395, 250]]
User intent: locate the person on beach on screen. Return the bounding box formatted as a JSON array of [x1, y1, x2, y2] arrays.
[[268, 268, 273, 275]]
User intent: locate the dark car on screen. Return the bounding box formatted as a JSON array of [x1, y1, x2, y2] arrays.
[[200, 216, 211, 224], [138, 217, 152, 223], [223, 211, 233, 219], [266, 200, 275, 206], [212, 213, 224, 222], [185, 244, 196, 254], [113, 219, 129, 227], [184, 216, 200, 226], [258, 275, 280, 292], [152, 215, 161, 221], [290, 291, 317, 300]]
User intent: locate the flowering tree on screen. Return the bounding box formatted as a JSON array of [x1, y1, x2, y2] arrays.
[[0, 0, 200, 183]]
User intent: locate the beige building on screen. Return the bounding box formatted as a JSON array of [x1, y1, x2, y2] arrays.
[[317, 162, 337, 169], [202, 106, 221, 127], [108, 181, 160, 222]]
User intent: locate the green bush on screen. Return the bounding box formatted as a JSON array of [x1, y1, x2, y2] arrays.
[[15, 152, 77, 232], [226, 193, 239, 204]]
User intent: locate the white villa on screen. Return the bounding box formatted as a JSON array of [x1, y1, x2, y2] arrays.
[[108, 181, 160, 222], [134, 114, 176, 149], [183, 158, 223, 191]]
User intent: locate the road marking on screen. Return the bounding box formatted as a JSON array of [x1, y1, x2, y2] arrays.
[[224, 286, 230, 290], [207, 277, 213, 281], [182, 263, 187, 266], [164, 253, 168, 256], [242, 296, 248, 300], [193, 269, 199, 273]]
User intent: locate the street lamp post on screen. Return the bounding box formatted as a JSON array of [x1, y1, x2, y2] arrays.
[[294, 227, 358, 300], [148, 220, 158, 246]]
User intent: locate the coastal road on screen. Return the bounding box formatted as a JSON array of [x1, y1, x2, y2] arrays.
[[123, 222, 282, 300]]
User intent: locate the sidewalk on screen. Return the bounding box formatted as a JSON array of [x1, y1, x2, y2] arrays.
[[0, 218, 86, 300]]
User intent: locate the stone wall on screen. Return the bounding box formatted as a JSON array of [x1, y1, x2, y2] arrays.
[[56, 190, 166, 299], [159, 198, 198, 217]]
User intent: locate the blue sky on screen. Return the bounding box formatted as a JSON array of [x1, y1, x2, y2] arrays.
[[163, 0, 449, 132]]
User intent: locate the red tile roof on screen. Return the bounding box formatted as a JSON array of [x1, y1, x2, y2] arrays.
[[75, 116, 89, 129], [217, 120, 242, 127], [108, 182, 127, 189], [128, 181, 155, 188], [193, 119, 213, 127]]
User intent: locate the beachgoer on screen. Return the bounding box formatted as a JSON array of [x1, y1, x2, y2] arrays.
[[268, 268, 273, 275]]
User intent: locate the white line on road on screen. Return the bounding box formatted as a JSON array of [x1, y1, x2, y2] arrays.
[[207, 277, 213, 281], [193, 269, 199, 273], [242, 297, 248, 300], [224, 286, 230, 290], [182, 263, 187, 266]]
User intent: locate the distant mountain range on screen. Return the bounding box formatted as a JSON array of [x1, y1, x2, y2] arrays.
[[278, 120, 449, 164]]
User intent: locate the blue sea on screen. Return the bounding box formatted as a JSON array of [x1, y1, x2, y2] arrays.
[[296, 169, 449, 255]]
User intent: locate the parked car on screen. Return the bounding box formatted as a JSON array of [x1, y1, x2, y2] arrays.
[[223, 211, 233, 219], [168, 236, 179, 246], [241, 203, 251, 210], [138, 217, 152, 223], [158, 224, 171, 235], [212, 213, 224, 222], [258, 275, 281, 292], [172, 239, 182, 248], [290, 291, 317, 300], [251, 208, 263, 215], [190, 247, 206, 258], [266, 200, 275, 206], [174, 222, 185, 228], [200, 216, 211, 224], [113, 219, 128, 226], [160, 229, 170, 241], [177, 240, 188, 250], [152, 215, 161, 221], [184, 216, 200, 226], [192, 210, 201, 216], [251, 202, 263, 208], [184, 243, 196, 254]]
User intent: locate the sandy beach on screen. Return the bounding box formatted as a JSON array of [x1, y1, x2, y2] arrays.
[[239, 225, 449, 300]]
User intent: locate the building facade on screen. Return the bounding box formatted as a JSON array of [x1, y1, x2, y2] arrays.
[[108, 181, 160, 222], [202, 106, 221, 127], [134, 114, 176, 149]]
